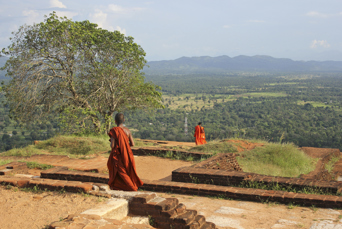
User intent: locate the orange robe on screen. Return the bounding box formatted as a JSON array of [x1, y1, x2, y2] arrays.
[[194, 125, 207, 145], [107, 127, 143, 191]]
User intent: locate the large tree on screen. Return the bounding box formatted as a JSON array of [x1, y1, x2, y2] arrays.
[[1, 12, 163, 133]]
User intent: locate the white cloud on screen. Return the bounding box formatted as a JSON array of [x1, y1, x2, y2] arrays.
[[116, 26, 126, 35], [22, 10, 40, 25], [248, 20, 265, 23], [50, 0, 67, 9], [90, 9, 111, 30], [54, 11, 78, 19], [310, 40, 330, 49], [90, 9, 129, 33], [223, 25, 232, 29], [108, 4, 125, 13], [306, 11, 329, 18], [108, 4, 145, 14]]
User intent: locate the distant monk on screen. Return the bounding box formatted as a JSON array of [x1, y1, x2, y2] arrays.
[[107, 113, 143, 191], [194, 122, 207, 145]]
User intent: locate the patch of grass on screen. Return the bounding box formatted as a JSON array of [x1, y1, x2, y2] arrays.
[[0, 159, 12, 166], [239, 180, 334, 196], [288, 203, 297, 209], [35, 135, 109, 156], [310, 205, 318, 213], [22, 161, 54, 170], [325, 155, 340, 173], [1, 145, 46, 157], [1, 135, 110, 158], [237, 142, 317, 177], [237, 92, 287, 98], [148, 215, 155, 226], [188, 140, 238, 154], [134, 139, 157, 147], [20, 185, 44, 194]]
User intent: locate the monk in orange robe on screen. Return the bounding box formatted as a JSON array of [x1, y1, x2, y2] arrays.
[[107, 113, 143, 191], [194, 122, 207, 145]]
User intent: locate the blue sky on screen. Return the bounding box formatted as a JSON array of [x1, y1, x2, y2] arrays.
[[0, 0, 341, 61]]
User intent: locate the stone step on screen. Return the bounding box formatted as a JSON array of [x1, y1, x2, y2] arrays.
[[122, 215, 150, 225], [173, 209, 197, 225], [188, 215, 207, 228], [81, 198, 129, 220], [200, 222, 216, 229], [148, 196, 167, 204]]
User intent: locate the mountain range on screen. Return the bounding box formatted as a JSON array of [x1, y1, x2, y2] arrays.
[[2, 55, 342, 78], [144, 55, 342, 74]]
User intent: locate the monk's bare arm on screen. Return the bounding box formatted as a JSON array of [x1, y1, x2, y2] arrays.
[[129, 132, 135, 147], [110, 136, 115, 149]]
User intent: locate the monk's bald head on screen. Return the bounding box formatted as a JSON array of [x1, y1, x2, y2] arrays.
[[115, 113, 125, 125]]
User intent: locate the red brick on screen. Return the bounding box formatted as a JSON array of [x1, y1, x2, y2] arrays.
[[17, 179, 30, 188], [0, 177, 18, 186], [48, 181, 65, 189], [155, 198, 179, 211], [173, 210, 197, 224], [0, 169, 12, 175], [201, 222, 216, 229], [131, 193, 157, 204], [76, 183, 93, 192]]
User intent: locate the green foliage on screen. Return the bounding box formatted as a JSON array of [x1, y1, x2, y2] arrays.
[[124, 73, 342, 151], [1, 11, 163, 134], [1, 145, 45, 157], [325, 155, 340, 173], [1, 134, 109, 157], [34, 135, 109, 156], [23, 161, 54, 170], [237, 143, 317, 177], [0, 159, 12, 166], [20, 185, 43, 194]]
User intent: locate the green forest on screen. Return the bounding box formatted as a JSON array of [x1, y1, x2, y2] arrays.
[[1, 71, 342, 151], [125, 72, 342, 150]]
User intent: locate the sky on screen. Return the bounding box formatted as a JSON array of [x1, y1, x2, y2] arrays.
[[0, 0, 341, 61]]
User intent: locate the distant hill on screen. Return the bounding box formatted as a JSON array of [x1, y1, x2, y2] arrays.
[[144, 55, 342, 74]]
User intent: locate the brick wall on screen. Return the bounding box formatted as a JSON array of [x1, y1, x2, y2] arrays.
[[172, 153, 342, 195], [131, 147, 211, 160]]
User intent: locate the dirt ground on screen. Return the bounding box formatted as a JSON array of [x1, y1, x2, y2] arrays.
[[0, 155, 194, 181], [0, 156, 193, 229], [134, 155, 194, 180], [1, 140, 342, 228], [0, 186, 105, 229], [160, 192, 342, 229]]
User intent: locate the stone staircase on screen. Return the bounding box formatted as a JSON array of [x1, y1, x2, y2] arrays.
[[49, 198, 153, 228], [129, 193, 216, 229]]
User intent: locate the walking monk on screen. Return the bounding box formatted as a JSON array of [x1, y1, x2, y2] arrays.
[[107, 113, 143, 191], [194, 122, 207, 145]]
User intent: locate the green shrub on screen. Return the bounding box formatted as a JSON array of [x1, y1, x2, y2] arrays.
[[24, 161, 54, 170], [237, 142, 317, 177], [0, 159, 12, 166], [35, 135, 108, 156]]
